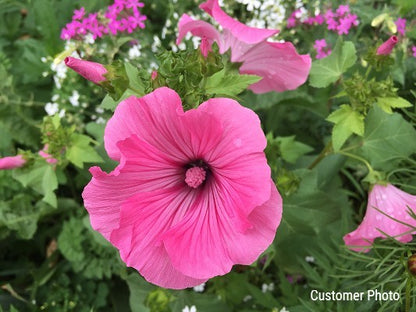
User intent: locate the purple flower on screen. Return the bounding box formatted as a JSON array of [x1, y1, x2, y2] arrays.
[[336, 5, 350, 16], [313, 39, 331, 59], [411, 46, 416, 58], [395, 18, 406, 36], [73, 7, 85, 20]]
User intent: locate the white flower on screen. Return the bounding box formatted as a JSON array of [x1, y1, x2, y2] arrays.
[[51, 94, 60, 102], [243, 295, 252, 302], [182, 305, 197, 312], [305, 256, 315, 263], [152, 35, 162, 53], [69, 90, 80, 107], [84, 33, 95, 45], [280, 307, 289, 312], [96, 117, 106, 124], [128, 44, 142, 59], [58, 109, 66, 118], [193, 282, 205, 292], [261, 283, 275, 293], [45, 102, 59, 115]]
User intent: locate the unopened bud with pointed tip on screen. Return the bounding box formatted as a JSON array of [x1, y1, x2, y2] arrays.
[[65, 56, 107, 84], [0, 155, 26, 170]]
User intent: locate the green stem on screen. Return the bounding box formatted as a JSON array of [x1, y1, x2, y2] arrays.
[[405, 277, 411, 312], [336, 150, 374, 173], [308, 140, 333, 169]]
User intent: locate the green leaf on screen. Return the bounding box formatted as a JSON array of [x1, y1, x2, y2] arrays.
[[100, 88, 138, 111], [125, 62, 146, 96], [376, 97, 412, 114], [276, 136, 314, 163], [360, 106, 416, 168], [126, 274, 155, 312], [205, 68, 261, 97], [66, 133, 103, 168], [309, 40, 357, 88], [0, 195, 41, 239], [13, 160, 58, 207], [327, 105, 364, 151], [58, 217, 122, 279]]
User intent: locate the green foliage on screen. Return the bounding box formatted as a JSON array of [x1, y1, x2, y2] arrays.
[[0, 194, 52, 239], [343, 74, 398, 113], [360, 106, 416, 170], [309, 40, 357, 88], [13, 159, 58, 207], [67, 133, 103, 168], [376, 97, 412, 114], [327, 104, 365, 151], [58, 216, 124, 279], [205, 68, 261, 98]]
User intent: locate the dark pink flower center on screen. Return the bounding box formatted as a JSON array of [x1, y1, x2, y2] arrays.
[[185, 166, 206, 188]]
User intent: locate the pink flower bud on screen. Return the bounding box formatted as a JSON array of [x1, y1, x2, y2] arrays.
[[39, 145, 58, 164], [151, 70, 158, 80], [376, 36, 398, 55], [65, 57, 107, 84], [0, 155, 26, 170]]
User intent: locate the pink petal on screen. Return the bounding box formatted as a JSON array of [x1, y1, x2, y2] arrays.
[[0, 155, 26, 170], [163, 181, 281, 279], [176, 14, 222, 47], [82, 135, 183, 240], [104, 87, 184, 161], [110, 186, 207, 288], [344, 184, 416, 252], [64, 57, 107, 84], [237, 41, 312, 93], [200, 0, 278, 45], [105, 87, 222, 162]]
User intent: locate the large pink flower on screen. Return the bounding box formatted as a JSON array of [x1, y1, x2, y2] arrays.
[[0, 155, 26, 170], [176, 0, 311, 94], [344, 183, 416, 252], [82, 87, 282, 289]]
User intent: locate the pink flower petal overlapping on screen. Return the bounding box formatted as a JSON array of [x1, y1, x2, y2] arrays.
[[177, 0, 311, 94], [344, 183, 416, 252], [82, 87, 282, 288]]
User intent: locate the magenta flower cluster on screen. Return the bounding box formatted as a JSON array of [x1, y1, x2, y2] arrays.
[[287, 4, 359, 36], [313, 39, 331, 59], [61, 0, 146, 40]]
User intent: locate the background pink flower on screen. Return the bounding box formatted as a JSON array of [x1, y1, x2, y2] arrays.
[[376, 36, 398, 55], [0, 155, 26, 170], [344, 184, 416, 252], [65, 57, 107, 84], [82, 87, 282, 289], [177, 0, 311, 94]]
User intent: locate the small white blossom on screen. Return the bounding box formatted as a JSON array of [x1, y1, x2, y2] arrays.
[[128, 44, 142, 59], [280, 307, 289, 312], [193, 283, 205, 292], [182, 305, 197, 312], [96, 117, 106, 124], [261, 283, 275, 293], [45, 102, 59, 115], [84, 33, 95, 45], [69, 90, 80, 107], [305, 256, 315, 263], [243, 295, 252, 302]]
